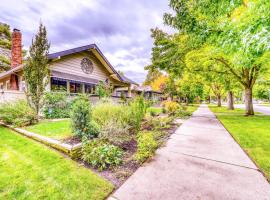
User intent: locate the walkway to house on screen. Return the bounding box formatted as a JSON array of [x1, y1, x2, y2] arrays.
[[109, 105, 270, 200]]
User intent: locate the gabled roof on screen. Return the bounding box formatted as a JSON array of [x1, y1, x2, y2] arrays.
[[48, 44, 126, 82], [119, 74, 139, 85], [0, 44, 137, 85]]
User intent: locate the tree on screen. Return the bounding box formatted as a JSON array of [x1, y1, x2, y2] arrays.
[[150, 74, 168, 92], [24, 23, 50, 119], [0, 23, 11, 72], [162, 0, 270, 115], [143, 68, 162, 86]]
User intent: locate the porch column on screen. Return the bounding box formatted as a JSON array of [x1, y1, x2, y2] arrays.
[[82, 83, 85, 94], [67, 80, 70, 94], [128, 86, 132, 98]]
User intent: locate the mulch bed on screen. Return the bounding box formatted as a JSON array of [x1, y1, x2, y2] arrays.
[[88, 119, 181, 188], [62, 136, 81, 145]]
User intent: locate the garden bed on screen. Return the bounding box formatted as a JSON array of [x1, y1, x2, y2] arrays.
[[0, 126, 113, 200], [85, 115, 183, 188]]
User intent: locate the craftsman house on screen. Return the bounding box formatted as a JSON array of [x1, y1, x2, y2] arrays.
[[0, 29, 137, 102]]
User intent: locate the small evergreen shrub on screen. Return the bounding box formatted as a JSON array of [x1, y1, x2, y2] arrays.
[[135, 131, 158, 163], [43, 92, 70, 119], [82, 139, 123, 171], [0, 100, 36, 127], [128, 96, 147, 131], [70, 95, 98, 139]]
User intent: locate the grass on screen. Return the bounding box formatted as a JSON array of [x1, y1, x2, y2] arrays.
[[0, 126, 113, 199], [209, 105, 270, 180], [24, 119, 72, 140], [185, 104, 199, 114], [146, 107, 163, 116]]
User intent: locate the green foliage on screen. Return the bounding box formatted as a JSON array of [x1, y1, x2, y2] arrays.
[[96, 81, 112, 98], [0, 40, 11, 49], [135, 131, 158, 163], [82, 139, 123, 171], [129, 96, 147, 131], [70, 95, 98, 139], [43, 92, 71, 118], [0, 23, 11, 39], [254, 83, 270, 101], [24, 23, 50, 117], [93, 102, 132, 145], [162, 100, 180, 115], [0, 100, 36, 127], [148, 0, 270, 115]]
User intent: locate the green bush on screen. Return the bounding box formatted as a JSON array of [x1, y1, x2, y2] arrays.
[[43, 92, 71, 119], [128, 96, 147, 131], [82, 139, 123, 171], [92, 102, 131, 145], [135, 131, 158, 163], [96, 81, 112, 98], [146, 116, 174, 130], [70, 95, 99, 139], [0, 100, 36, 127]]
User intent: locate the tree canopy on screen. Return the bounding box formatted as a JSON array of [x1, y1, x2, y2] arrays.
[[145, 0, 270, 115]]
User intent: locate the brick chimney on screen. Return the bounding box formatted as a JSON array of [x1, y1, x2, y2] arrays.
[[9, 28, 22, 90], [11, 28, 22, 68]]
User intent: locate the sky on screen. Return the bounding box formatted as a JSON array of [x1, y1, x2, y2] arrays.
[[0, 0, 173, 84]]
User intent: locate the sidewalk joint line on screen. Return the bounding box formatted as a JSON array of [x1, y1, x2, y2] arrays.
[[169, 150, 258, 171]]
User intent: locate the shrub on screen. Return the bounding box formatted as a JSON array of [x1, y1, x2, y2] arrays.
[[0, 100, 36, 127], [128, 96, 147, 131], [135, 131, 158, 163], [96, 81, 112, 99], [82, 139, 123, 171], [162, 101, 180, 115], [92, 102, 131, 145], [70, 95, 98, 139], [43, 92, 70, 119]]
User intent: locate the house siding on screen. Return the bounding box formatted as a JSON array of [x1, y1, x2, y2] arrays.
[[49, 51, 119, 84]]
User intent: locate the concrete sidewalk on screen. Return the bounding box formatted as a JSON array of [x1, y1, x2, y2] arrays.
[[109, 105, 270, 200]]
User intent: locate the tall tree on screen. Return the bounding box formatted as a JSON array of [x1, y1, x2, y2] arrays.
[[24, 23, 50, 118], [162, 0, 270, 115]]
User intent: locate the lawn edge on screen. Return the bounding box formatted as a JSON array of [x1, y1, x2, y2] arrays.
[[208, 105, 270, 182], [0, 122, 82, 158]]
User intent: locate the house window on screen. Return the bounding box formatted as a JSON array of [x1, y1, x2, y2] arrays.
[[70, 82, 82, 93], [85, 84, 96, 94], [51, 77, 67, 91], [0, 82, 3, 90], [6, 80, 10, 90]]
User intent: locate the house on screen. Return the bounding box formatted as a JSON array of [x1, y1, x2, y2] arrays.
[[0, 29, 136, 102], [116, 84, 163, 101]]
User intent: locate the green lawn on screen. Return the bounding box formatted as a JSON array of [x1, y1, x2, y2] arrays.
[[209, 105, 270, 180], [186, 104, 199, 114], [146, 107, 163, 115], [24, 119, 72, 140], [0, 126, 113, 199]]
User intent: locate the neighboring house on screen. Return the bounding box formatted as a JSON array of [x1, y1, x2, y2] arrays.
[[0, 29, 136, 102], [116, 85, 163, 101]]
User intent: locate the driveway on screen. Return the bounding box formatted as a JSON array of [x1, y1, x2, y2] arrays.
[[109, 105, 270, 200], [235, 104, 270, 115]]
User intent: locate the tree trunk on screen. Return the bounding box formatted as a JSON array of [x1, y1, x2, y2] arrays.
[[244, 87, 254, 115], [217, 95, 221, 107], [208, 96, 211, 104], [185, 97, 189, 106], [227, 91, 234, 110]]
